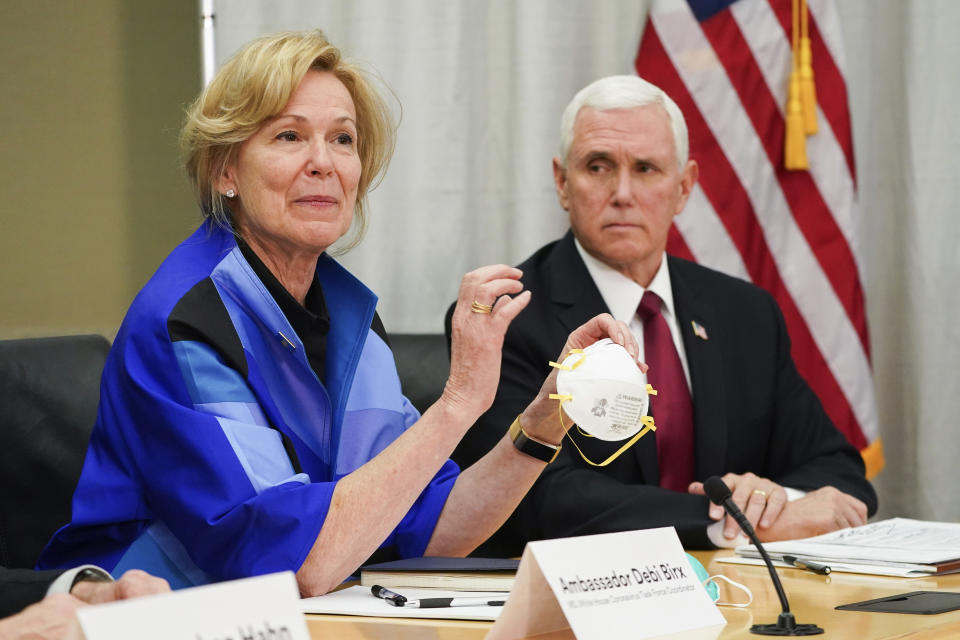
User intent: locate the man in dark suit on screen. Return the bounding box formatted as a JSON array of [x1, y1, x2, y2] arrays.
[[448, 75, 876, 555], [0, 566, 168, 637], [0, 567, 74, 620]]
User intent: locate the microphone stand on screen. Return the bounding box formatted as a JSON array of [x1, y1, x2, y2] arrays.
[[704, 476, 823, 636]]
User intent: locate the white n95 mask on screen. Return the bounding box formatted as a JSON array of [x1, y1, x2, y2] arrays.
[[549, 339, 657, 467]]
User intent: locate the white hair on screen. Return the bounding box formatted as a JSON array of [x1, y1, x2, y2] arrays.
[[557, 75, 689, 169]]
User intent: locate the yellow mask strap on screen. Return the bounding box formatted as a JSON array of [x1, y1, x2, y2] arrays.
[[548, 399, 656, 467], [549, 348, 585, 371], [548, 348, 658, 466]]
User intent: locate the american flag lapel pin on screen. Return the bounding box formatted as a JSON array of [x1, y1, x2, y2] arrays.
[[691, 320, 709, 341]]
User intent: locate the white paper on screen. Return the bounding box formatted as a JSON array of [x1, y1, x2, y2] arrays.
[[717, 554, 946, 578], [300, 585, 507, 621], [737, 518, 960, 569], [77, 571, 310, 640]]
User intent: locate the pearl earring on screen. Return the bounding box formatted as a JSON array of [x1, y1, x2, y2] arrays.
[[225, 189, 236, 198]]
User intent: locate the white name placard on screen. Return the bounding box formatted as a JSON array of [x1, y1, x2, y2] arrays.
[[488, 528, 725, 640], [77, 571, 310, 640]]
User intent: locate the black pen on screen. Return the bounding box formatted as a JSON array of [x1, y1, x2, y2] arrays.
[[405, 597, 507, 608], [371, 584, 407, 606], [783, 555, 832, 575]]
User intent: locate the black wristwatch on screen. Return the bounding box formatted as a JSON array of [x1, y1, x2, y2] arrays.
[[508, 416, 561, 463]]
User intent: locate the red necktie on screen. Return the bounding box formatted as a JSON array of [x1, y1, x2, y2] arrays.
[[637, 290, 695, 492]]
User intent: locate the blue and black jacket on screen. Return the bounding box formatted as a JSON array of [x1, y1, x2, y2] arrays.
[[38, 222, 457, 588]]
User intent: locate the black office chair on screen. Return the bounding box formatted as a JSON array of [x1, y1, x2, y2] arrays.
[[389, 333, 449, 415], [0, 335, 110, 569]]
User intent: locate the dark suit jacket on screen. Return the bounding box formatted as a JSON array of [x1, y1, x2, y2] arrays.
[[448, 231, 877, 555], [0, 567, 63, 618]]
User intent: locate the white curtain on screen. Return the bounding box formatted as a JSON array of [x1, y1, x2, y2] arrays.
[[838, 0, 960, 522], [214, 1, 646, 332], [213, 0, 960, 523]]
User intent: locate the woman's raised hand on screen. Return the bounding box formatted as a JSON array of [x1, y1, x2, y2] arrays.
[[442, 265, 531, 420]]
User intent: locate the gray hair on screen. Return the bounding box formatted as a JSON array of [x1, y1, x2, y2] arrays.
[[557, 75, 689, 169]]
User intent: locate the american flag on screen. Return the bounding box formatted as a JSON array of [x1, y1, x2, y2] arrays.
[[636, 0, 883, 476]]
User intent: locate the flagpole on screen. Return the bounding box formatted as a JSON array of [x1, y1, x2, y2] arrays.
[[201, 0, 216, 87]]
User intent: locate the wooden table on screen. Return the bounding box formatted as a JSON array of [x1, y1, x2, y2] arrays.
[[304, 550, 960, 639]]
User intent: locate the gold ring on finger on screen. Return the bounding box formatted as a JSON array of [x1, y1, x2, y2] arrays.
[[470, 300, 494, 314], [752, 489, 768, 499]]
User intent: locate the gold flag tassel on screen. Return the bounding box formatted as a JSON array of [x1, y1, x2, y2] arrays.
[[799, 0, 818, 134], [784, 0, 808, 170]]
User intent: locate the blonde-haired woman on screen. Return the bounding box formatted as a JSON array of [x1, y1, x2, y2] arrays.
[[39, 30, 636, 595]]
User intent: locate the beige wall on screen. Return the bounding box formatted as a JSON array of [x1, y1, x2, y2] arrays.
[[0, 1, 200, 338]]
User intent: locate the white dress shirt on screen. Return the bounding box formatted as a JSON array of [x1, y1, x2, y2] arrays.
[[574, 239, 693, 397], [573, 239, 691, 391]]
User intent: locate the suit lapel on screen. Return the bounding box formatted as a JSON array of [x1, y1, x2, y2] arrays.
[[549, 232, 610, 335], [669, 257, 728, 481]]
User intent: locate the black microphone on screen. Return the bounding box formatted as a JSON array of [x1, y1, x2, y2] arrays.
[[704, 476, 823, 636]]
